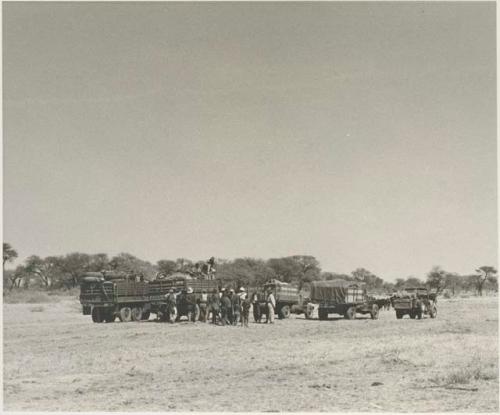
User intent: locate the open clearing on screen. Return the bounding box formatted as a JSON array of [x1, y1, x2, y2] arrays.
[[3, 296, 498, 412]]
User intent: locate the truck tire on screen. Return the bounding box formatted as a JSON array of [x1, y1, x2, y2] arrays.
[[91, 307, 103, 323], [344, 306, 356, 320], [119, 307, 132, 322], [370, 304, 379, 320], [279, 305, 291, 319], [396, 310, 403, 319], [131, 307, 143, 322], [141, 311, 151, 321]]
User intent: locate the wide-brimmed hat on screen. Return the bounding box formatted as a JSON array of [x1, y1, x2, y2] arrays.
[[239, 287, 246, 292], [187, 287, 193, 294]]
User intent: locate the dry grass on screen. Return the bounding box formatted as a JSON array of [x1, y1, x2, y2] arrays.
[[3, 296, 498, 412]]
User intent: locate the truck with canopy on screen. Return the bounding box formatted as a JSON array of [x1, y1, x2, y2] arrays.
[[308, 279, 380, 320]]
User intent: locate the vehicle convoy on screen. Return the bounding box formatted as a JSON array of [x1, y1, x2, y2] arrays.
[[392, 287, 437, 319], [251, 279, 309, 321], [307, 279, 381, 320], [79, 271, 219, 323]]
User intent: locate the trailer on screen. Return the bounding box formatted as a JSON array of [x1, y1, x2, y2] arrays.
[[308, 279, 380, 320]]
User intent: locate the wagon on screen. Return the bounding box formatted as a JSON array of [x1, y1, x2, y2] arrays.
[[393, 287, 437, 319]]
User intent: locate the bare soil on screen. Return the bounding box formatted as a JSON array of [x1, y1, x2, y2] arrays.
[[3, 296, 498, 412]]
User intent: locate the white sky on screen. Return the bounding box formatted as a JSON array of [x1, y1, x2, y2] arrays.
[[3, 2, 497, 281]]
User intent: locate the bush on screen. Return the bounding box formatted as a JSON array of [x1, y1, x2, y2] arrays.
[[4, 290, 58, 304]]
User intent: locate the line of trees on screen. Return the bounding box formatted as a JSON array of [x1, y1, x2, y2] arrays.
[[3, 242, 498, 296]]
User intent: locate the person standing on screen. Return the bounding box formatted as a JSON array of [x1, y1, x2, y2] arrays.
[[241, 297, 251, 328], [231, 289, 241, 326], [220, 290, 232, 326], [208, 288, 220, 324], [266, 289, 276, 324], [199, 290, 208, 322], [164, 289, 177, 323]]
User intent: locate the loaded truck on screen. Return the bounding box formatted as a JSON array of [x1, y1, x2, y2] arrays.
[[307, 279, 381, 320], [79, 271, 219, 323]]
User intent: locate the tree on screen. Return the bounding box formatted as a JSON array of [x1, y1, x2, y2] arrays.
[[24, 255, 58, 288], [157, 259, 177, 277], [351, 268, 384, 292], [109, 253, 156, 279], [426, 266, 448, 295], [3, 243, 18, 270], [472, 266, 498, 296]]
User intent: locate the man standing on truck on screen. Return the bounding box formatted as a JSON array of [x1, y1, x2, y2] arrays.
[[266, 289, 276, 324]]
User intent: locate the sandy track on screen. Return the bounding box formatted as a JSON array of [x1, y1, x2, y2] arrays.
[[3, 296, 498, 412]]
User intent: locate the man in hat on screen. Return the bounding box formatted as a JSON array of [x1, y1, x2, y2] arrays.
[[266, 289, 276, 324]]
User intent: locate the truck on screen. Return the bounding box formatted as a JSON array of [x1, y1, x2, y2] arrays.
[[392, 287, 437, 319], [251, 279, 310, 321], [151, 273, 220, 321], [79, 271, 220, 323], [308, 279, 380, 320]]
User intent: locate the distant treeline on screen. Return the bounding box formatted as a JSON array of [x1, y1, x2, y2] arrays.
[[3, 243, 498, 296]]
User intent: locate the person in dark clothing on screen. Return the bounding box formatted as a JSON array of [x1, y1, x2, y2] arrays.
[[220, 291, 232, 326], [186, 287, 197, 322], [208, 288, 220, 324]]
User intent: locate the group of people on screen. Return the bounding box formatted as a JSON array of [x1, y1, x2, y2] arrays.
[[162, 286, 277, 327]]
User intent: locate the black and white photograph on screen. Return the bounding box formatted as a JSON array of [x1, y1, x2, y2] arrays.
[[2, 1, 498, 412]]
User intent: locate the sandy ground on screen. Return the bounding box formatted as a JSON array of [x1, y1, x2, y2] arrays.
[[3, 296, 498, 412]]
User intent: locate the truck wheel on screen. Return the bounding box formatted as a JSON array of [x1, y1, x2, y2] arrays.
[[370, 304, 379, 320], [119, 307, 132, 322], [396, 310, 403, 319], [279, 305, 291, 319], [131, 307, 143, 322], [91, 307, 103, 323], [141, 311, 151, 321], [344, 306, 356, 320]]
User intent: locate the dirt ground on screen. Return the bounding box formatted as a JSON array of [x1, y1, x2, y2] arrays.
[[3, 296, 498, 412]]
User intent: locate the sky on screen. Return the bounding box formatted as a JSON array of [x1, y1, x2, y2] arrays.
[[3, 2, 497, 281]]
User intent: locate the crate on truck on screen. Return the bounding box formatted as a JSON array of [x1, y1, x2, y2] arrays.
[[308, 279, 380, 320]]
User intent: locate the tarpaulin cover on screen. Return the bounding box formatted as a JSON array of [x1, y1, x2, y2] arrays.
[[310, 280, 365, 302]]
